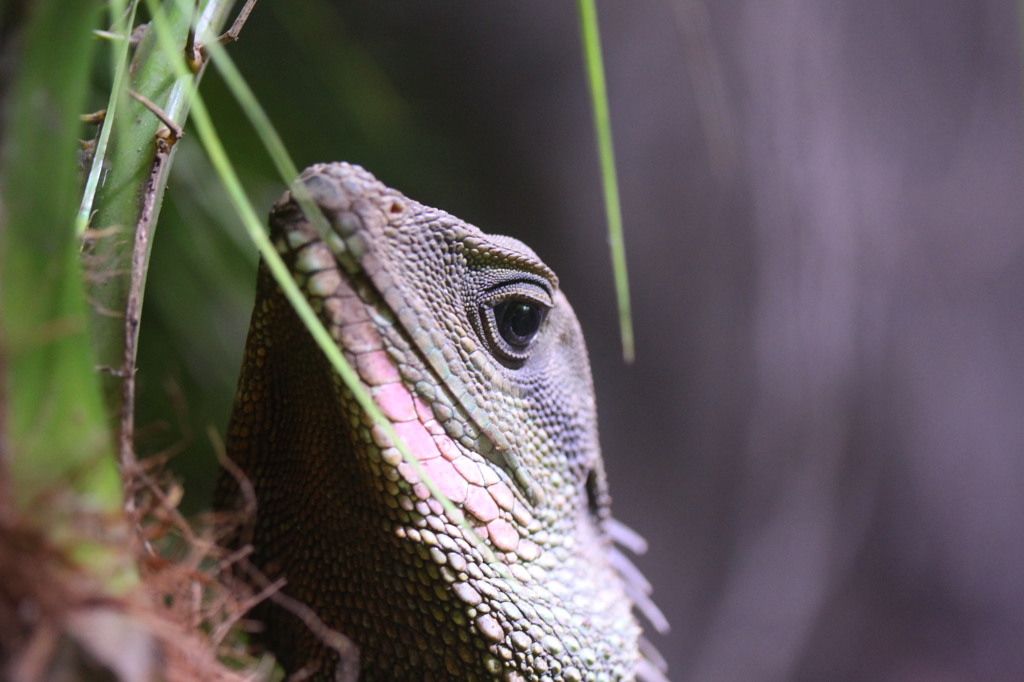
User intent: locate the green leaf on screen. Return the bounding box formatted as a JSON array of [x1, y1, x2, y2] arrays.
[[578, 0, 635, 362], [0, 0, 119, 511]]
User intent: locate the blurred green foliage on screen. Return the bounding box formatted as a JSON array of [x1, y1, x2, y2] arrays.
[[1, 0, 120, 510]]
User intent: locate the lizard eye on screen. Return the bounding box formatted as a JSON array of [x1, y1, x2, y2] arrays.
[[479, 285, 550, 366], [495, 300, 543, 350]]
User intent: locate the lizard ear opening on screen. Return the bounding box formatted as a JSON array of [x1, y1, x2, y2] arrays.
[[585, 466, 612, 522]]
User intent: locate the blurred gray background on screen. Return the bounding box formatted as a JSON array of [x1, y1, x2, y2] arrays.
[[137, 1, 1024, 679]]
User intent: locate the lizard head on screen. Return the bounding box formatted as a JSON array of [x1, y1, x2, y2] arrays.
[[230, 161, 649, 679], [276, 162, 605, 523]]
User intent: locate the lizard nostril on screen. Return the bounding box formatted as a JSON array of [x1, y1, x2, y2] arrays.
[[388, 200, 404, 214]]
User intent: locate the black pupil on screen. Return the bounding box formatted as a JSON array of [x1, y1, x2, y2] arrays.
[[495, 300, 542, 348]]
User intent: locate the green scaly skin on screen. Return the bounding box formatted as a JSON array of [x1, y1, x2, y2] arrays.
[[217, 163, 662, 681]]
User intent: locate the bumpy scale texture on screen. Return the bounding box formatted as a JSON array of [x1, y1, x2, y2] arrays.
[[218, 163, 657, 681]]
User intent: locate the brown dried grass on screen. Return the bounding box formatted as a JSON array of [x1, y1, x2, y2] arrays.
[[0, 456, 270, 682]]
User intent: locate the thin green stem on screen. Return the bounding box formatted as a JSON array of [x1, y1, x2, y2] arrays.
[[149, 0, 498, 565], [578, 0, 635, 362], [83, 0, 236, 440], [76, 0, 135, 235]]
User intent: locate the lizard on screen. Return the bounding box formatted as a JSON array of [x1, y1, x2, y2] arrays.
[[217, 162, 667, 681]]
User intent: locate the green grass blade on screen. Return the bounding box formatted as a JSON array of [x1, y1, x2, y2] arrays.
[[0, 0, 120, 512], [149, 1, 497, 562], [76, 0, 135, 236], [578, 0, 635, 362], [200, 35, 300, 188]]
